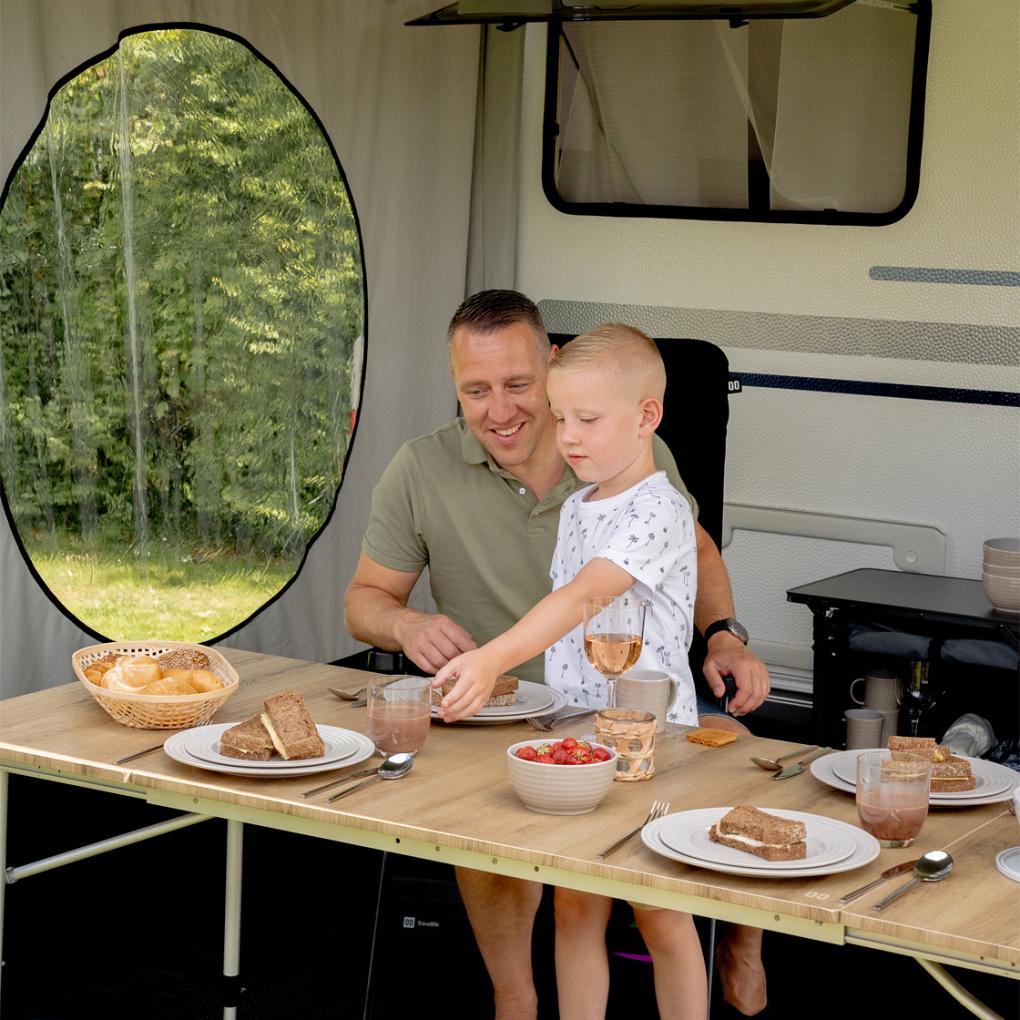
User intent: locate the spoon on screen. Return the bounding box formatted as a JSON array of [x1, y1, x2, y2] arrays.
[[329, 686, 366, 701], [873, 850, 954, 911], [326, 751, 414, 802], [750, 745, 818, 772]]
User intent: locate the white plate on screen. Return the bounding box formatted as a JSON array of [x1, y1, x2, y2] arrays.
[[642, 808, 879, 878], [657, 809, 856, 870], [810, 751, 1019, 807], [431, 680, 555, 719], [434, 688, 569, 725], [995, 846, 1020, 883], [163, 726, 375, 778], [182, 723, 361, 769], [825, 749, 1015, 800]]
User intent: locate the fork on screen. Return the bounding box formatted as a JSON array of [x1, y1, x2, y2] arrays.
[[527, 709, 595, 732], [114, 718, 212, 765], [596, 800, 670, 860]]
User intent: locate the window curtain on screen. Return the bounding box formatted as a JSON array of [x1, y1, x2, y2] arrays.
[[0, 0, 481, 696]]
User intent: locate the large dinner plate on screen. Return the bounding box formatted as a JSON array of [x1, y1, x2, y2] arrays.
[[642, 808, 879, 878], [182, 722, 361, 769], [433, 686, 568, 725], [656, 809, 856, 871], [163, 726, 375, 778], [830, 749, 1013, 799], [810, 750, 1018, 807]]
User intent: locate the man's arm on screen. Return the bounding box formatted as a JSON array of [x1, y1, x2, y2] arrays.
[[343, 553, 477, 674], [693, 523, 770, 717]]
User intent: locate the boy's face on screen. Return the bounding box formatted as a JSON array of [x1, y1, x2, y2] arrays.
[[547, 364, 659, 498]]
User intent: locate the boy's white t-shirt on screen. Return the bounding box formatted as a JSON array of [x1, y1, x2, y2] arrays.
[[545, 471, 699, 725]]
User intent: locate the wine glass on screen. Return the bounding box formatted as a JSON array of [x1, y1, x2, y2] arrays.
[[582, 596, 649, 708]]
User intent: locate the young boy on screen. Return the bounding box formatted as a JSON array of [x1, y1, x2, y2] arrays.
[[434, 323, 706, 1020]]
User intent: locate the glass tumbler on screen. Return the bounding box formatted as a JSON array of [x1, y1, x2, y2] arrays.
[[367, 675, 432, 756], [856, 750, 931, 847]]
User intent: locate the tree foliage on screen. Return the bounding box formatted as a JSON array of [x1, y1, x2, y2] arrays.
[[0, 29, 364, 569]]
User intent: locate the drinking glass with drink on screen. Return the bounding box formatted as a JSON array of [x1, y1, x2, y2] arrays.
[[582, 596, 649, 708], [367, 675, 432, 756], [855, 750, 931, 848]]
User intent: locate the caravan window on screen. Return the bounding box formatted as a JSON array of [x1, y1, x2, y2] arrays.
[[544, 1, 930, 223], [0, 28, 364, 642]]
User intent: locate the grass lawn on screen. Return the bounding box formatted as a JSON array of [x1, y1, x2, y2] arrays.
[[26, 536, 296, 641]]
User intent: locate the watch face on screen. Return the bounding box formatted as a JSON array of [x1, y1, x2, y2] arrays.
[[728, 618, 750, 644]]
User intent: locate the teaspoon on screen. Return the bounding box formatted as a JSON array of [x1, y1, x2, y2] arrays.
[[750, 745, 818, 772], [329, 686, 366, 701], [873, 850, 954, 911], [326, 751, 414, 802]]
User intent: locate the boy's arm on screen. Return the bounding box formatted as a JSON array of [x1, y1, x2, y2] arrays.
[[434, 557, 633, 722]]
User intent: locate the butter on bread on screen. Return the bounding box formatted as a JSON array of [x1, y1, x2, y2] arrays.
[[220, 714, 275, 761], [686, 727, 738, 748], [261, 690, 324, 760], [431, 673, 519, 708], [708, 805, 807, 862]]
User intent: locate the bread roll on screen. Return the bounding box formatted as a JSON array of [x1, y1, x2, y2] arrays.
[[158, 648, 210, 671], [186, 668, 224, 693], [84, 654, 120, 686], [139, 675, 199, 696], [101, 655, 161, 692]]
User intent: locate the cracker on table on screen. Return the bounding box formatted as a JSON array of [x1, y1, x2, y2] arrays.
[[686, 728, 738, 748]]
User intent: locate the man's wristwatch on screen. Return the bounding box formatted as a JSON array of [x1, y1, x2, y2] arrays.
[[702, 618, 749, 645]]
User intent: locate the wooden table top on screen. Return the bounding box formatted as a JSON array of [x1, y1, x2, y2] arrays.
[[2, 647, 1017, 972]]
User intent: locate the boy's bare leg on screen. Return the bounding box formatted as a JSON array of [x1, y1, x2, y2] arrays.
[[628, 909, 709, 1020], [697, 712, 768, 1015], [554, 888, 614, 1020], [455, 867, 543, 1020], [632, 907, 708, 1020]]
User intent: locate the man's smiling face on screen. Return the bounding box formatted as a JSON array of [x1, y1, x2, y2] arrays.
[[450, 321, 555, 472]]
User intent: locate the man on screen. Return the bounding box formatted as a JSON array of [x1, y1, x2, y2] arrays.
[[344, 290, 771, 1017]]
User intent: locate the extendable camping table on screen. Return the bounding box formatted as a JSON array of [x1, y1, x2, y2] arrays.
[[1, 648, 1016, 1018]]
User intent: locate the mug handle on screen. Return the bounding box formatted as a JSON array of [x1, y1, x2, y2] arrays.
[[849, 677, 867, 706]]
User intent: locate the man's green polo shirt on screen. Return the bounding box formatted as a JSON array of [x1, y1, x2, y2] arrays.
[[362, 419, 696, 684]]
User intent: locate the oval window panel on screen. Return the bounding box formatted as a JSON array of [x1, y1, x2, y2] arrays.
[[0, 28, 364, 642]]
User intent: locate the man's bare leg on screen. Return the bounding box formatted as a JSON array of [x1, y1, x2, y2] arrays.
[[456, 866, 543, 1020], [697, 712, 768, 1016]]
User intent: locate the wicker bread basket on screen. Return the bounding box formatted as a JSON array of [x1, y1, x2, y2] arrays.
[[72, 640, 240, 729]]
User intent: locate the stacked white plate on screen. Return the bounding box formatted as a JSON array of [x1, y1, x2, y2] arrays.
[[163, 723, 375, 777], [641, 807, 880, 877], [810, 748, 1019, 807], [431, 680, 567, 725], [982, 537, 1020, 615]]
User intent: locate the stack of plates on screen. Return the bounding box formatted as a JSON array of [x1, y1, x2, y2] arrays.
[[641, 808, 879, 877], [810, 748, 1019, 807], [982, 537, 1020, 615], [163, 723, 375, 777], [431, 680, 567, 725]]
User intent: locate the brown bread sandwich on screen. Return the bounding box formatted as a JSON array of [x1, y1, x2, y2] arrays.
[[431, 673, 519, 709], [220, 713, 275, 761], [886, 735, 975, 792], [261, 690, 325, 760], [708, 806, 807, 862]]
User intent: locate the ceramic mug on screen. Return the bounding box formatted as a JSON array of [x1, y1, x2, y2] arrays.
[[844, 708, 884, 750], [615, 670, 678, 733], [849, 670, 902, 712]]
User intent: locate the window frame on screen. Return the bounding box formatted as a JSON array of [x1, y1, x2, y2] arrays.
[[540, 2, 932, 226]]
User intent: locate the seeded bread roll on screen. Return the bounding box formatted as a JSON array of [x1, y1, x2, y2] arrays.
[[158, 648, 210, 671]]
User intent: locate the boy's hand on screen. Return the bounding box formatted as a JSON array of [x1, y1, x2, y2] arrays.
[[433, 650, 501, 722]]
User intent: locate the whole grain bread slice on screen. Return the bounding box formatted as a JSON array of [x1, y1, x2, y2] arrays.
[[220, 714, 274, 761], [261, 691, 324, 760]]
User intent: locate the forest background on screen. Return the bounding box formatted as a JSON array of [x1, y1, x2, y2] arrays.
[[0, 29, 364, 640]]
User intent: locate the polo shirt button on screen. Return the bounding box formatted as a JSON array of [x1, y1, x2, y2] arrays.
[[518, 487, 526, 495]]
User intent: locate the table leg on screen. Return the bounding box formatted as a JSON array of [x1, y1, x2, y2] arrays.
[[0, 770, 7, 1000], [916, 959, 1005, 1020], [223, 819, 243, 1020]]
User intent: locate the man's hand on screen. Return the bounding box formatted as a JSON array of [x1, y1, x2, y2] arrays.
[[395, 611, 477, 675], [433, 649, 501, 722], [703, 633, 770, 717]]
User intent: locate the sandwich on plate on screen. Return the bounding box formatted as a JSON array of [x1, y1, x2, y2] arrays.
[[220, 713, 276, 761], [886, 735, 975, 792], [261, 690, 326, 760], [431, 673, 519, 709], [708, 805, 807, 862]]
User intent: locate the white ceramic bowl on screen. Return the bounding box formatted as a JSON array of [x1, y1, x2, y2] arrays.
[[506, 739, 618, 815]]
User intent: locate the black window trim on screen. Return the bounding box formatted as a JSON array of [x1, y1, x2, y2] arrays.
[[541, 1, 931, 226]]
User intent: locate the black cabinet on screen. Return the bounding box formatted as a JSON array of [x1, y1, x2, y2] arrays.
[[787, 569, 1020, 748]]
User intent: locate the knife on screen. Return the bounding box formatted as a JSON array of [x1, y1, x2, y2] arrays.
[[837, 859, 918, 904], [771, 746, 833, 780]]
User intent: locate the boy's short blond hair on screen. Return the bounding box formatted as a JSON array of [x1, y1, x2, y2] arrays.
[[550, 323, 666, 402]]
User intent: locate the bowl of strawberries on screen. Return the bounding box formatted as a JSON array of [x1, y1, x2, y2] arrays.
[[506, 737, 618, 814]]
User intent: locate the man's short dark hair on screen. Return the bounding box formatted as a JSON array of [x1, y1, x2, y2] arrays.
[[447, 290, 550, 354]]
